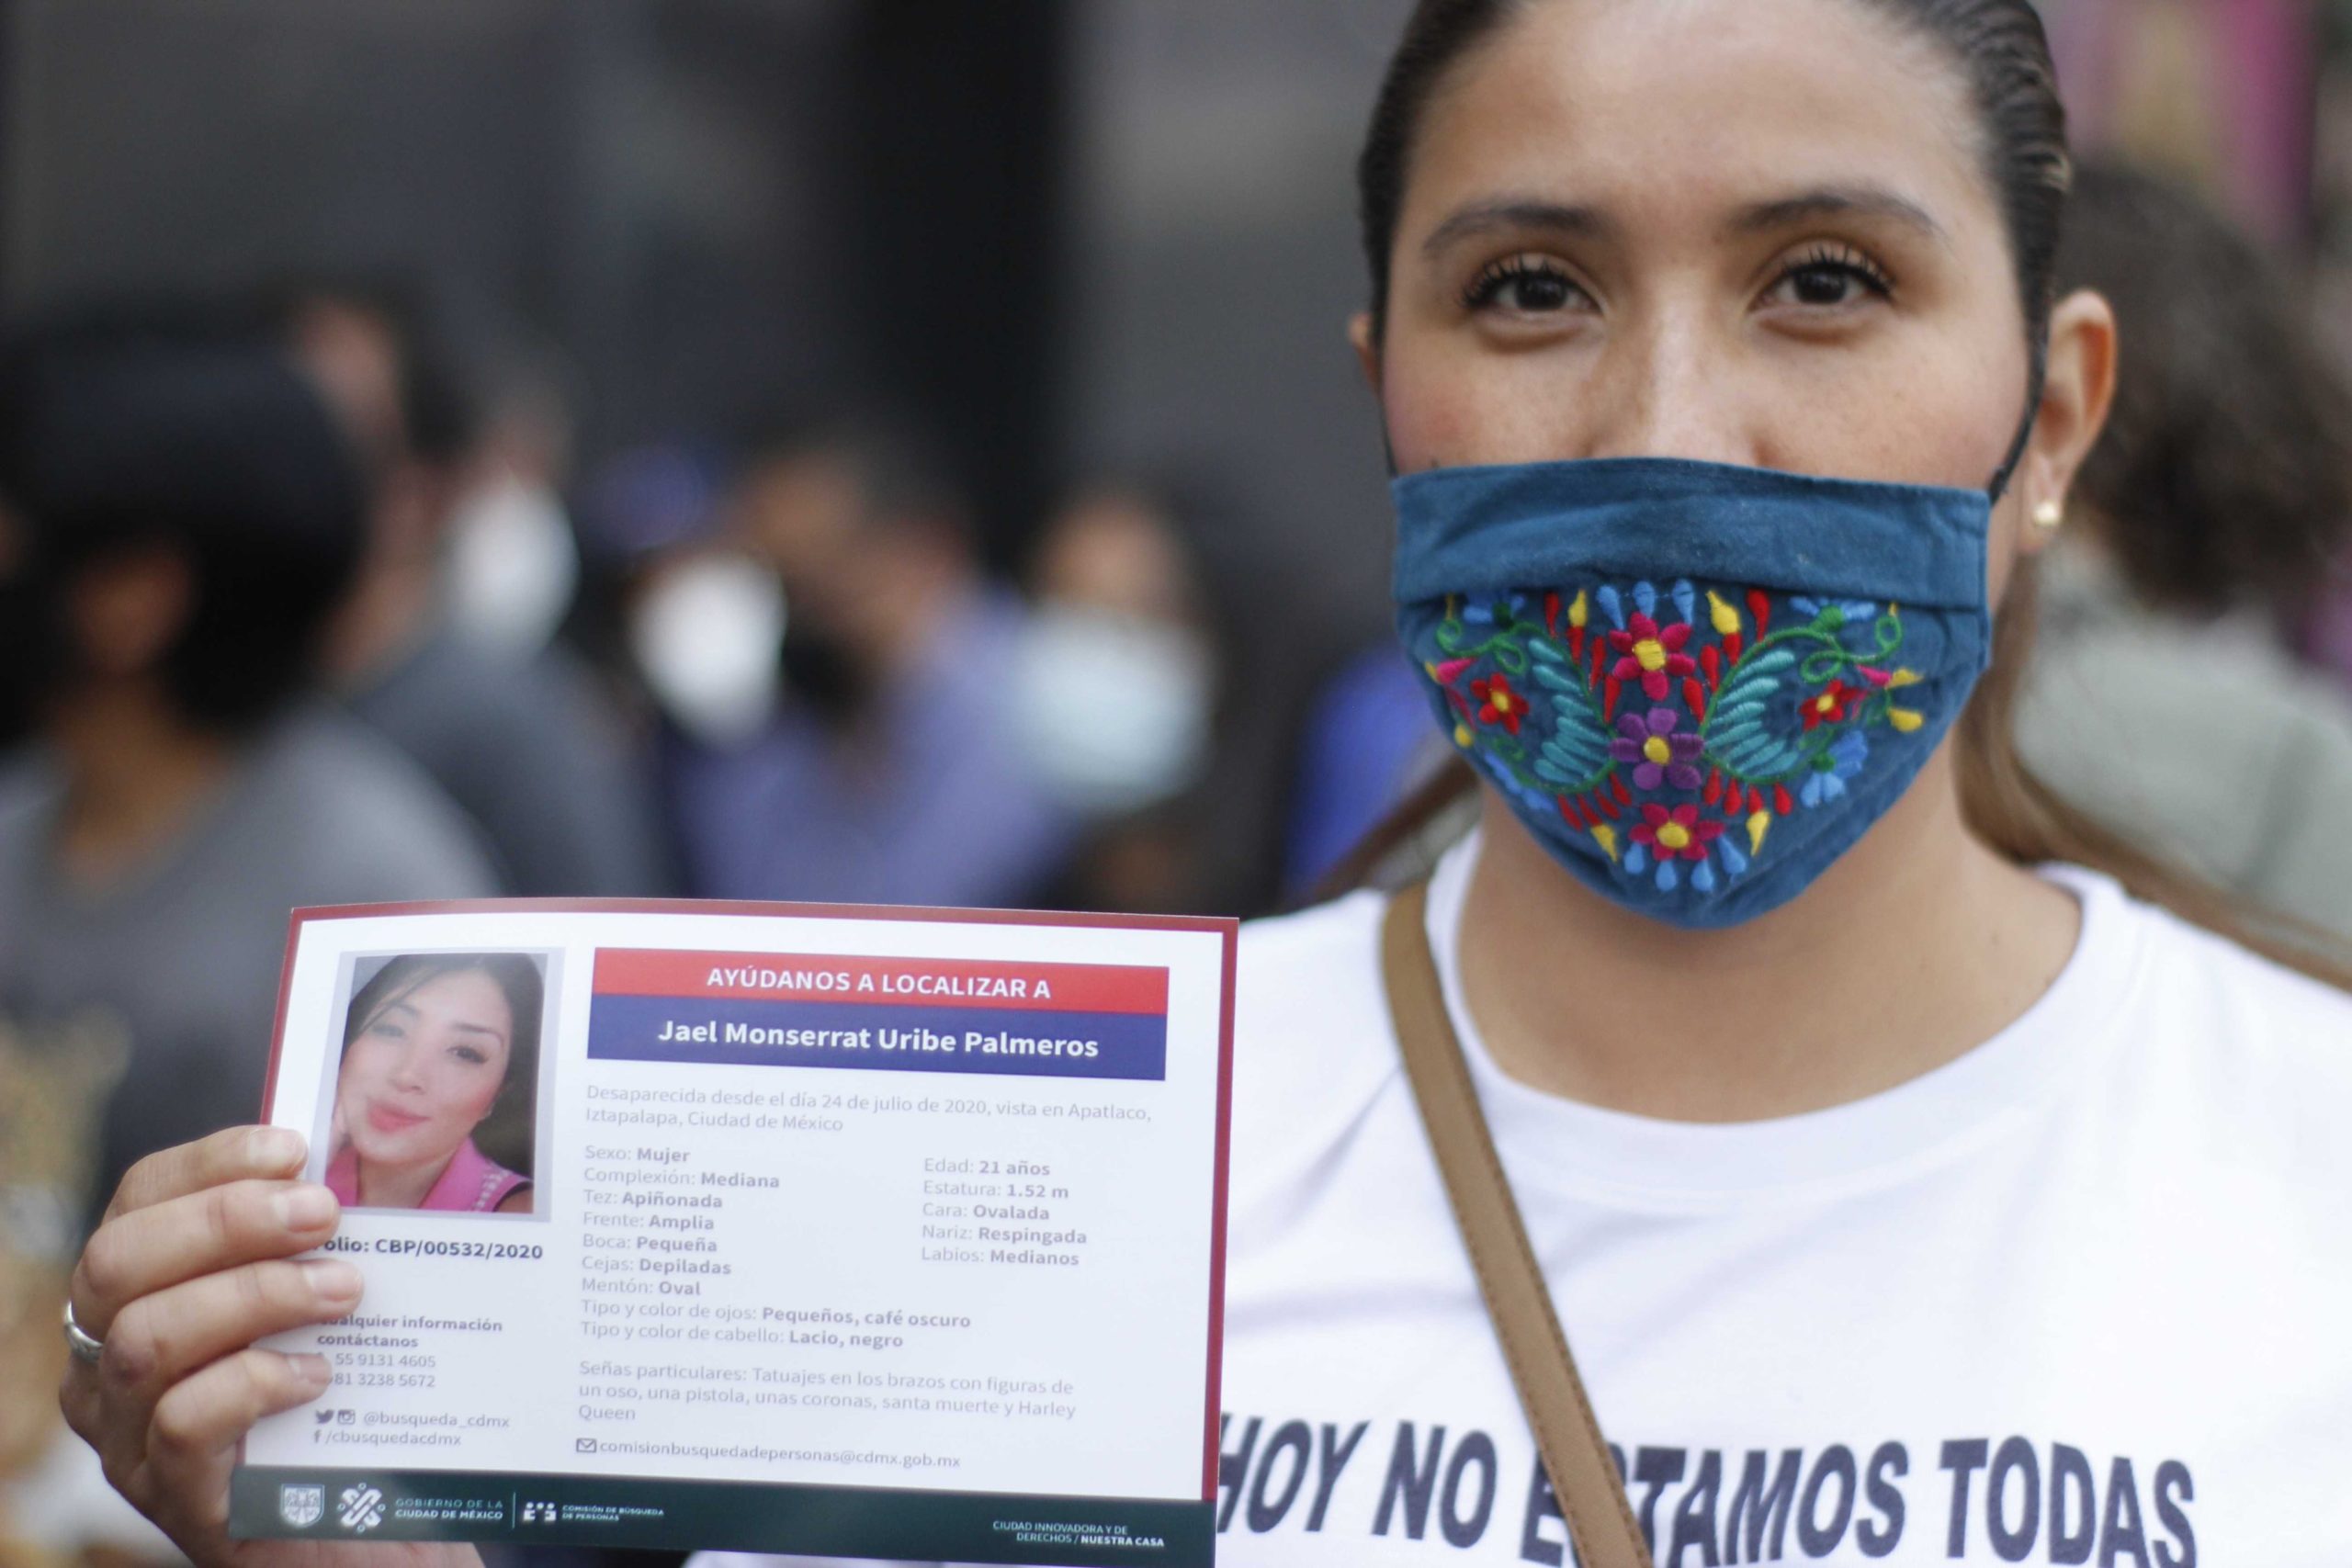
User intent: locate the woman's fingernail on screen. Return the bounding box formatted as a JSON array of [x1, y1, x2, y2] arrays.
[[275, 1185, 336, 1231], [253, 1126, 306, 1168], [290, 1353, 334, 1387], [303, 1259, 363, 1305]]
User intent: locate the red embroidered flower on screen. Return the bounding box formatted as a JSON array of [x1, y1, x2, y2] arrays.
[[1471, 672, 1526, 734], [1631, 802, 1724, 862], [1801, 678, 1862, 731], [1606, 613, 1696, 702]]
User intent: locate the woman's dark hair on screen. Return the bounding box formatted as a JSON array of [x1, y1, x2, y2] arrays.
[[1338, 0, 2352, 985], [1359, 0, 2067, 347], [2052, 157, 2352, 618], [0, 310, 368, 734], [344, 953, 545, 1120]]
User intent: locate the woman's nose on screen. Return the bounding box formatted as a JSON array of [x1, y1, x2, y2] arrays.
[[388, 1041, 430, 1089], [1579, 313, 1758, 468]]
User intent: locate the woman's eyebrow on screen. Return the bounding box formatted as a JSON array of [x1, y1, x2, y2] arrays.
[[1418, 186, 1946, 259], [1419, 198, 1614, 257], [1726, 186, 1949, 245]]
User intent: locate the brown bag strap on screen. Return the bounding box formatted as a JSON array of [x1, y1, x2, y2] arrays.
[[1380, 881, 1654, 1568]]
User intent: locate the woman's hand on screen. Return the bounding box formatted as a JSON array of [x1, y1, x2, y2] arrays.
[[57, 1124, 478, 1568]]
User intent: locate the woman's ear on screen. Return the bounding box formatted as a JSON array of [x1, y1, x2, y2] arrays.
[[2015, 288, 2119, 554], [1348, 311, 1383, 394]]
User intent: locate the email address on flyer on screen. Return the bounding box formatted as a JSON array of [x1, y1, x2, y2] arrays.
[[581, 1437, 962, 1472]]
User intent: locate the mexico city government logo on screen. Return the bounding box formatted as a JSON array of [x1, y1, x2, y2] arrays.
[[276, 1484, 324, 1529], [337, 1483, 386, 1534]]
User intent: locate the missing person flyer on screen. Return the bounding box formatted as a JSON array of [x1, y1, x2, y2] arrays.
[[230, 897, 1236, 1566]]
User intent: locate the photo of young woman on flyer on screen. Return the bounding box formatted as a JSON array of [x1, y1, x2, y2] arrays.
[[323, 953, 542, 1216]]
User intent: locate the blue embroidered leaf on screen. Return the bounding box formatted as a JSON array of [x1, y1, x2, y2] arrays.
[[1530, 686, 1613, 792], [1527, 633, 1583, 696], [1717, 733, 1806, 778], [1701, 646, 1806, 780]]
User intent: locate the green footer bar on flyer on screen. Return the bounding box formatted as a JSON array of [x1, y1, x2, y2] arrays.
[[232, 1467, 1214, 1566]]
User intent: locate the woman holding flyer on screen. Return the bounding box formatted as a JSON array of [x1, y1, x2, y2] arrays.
[[323, 954, 540, 1216], [55, 0, 2352, 1562]]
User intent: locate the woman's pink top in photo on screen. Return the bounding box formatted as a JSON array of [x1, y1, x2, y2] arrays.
[[324, 1136, 529, 1213]]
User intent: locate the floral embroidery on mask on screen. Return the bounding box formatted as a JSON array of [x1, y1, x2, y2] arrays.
[[1417, 579, 1925, 896]]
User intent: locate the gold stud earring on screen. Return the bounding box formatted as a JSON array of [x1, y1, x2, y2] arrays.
[[2030, 500, 2064, 531]]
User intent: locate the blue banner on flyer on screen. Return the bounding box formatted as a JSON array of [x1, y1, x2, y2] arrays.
[[584, 994, 1169, 1081]]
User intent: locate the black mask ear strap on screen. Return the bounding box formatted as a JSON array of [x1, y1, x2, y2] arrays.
[[1984, 329, 2050, 504]]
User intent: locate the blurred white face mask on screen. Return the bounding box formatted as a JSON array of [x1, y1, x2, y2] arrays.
[[1011, 606, 1214, 818], [629, 554, 787, 748], [445, 471, 582, 657]]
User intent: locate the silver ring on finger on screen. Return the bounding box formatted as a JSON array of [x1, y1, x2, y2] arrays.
[[62, 1296, 105, 1364]]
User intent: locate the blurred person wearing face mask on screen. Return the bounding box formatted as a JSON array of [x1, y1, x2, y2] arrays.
[[628, 542, 790, 753], [593, 441, 788, 755], [273, 279, 670, 897], [1012, 479, 1225, 914], [1013, 483, 1217, 816], [0, 311, 495, 1213], [660, 418, 1073, 907], [441, 353, 582, 662]]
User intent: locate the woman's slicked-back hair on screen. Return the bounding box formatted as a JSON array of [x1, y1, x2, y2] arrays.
[[1336, 0, 2352, 986], [1356, 0, 2070, 350]]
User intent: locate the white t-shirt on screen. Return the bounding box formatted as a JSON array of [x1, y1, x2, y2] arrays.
[[701, 835, 2352, 1567]]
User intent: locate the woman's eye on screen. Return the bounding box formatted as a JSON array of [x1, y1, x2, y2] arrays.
[[1766, 247, 1894, 310], [454, 1044, 489, 1066], [1464, 257, 1585, 316], [368, 1022, 408, 1042]]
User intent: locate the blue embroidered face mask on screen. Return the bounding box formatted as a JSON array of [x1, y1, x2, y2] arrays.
[[1393, 457, 1996, 929]]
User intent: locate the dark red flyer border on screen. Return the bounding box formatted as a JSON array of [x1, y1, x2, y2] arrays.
[[254, 894, 1241, 1507]]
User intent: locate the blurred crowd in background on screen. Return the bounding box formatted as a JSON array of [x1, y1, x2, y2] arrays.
[[6, 1, 2352, 1562]]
